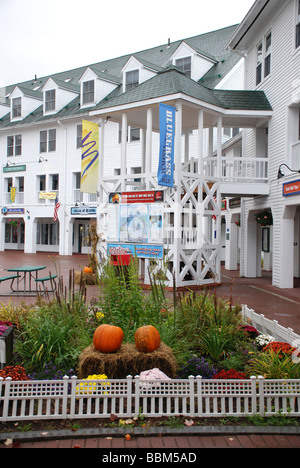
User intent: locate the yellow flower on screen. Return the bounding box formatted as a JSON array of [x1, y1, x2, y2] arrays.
[[76, 374, 109, 395], [96, 311, 104, 320]]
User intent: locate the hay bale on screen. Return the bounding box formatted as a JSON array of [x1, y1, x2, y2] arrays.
[[74, 270, 97, 285], [78, 342, 177, 379]]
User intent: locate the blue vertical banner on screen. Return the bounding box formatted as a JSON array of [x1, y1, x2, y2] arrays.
[[157, 103, 175, 187]]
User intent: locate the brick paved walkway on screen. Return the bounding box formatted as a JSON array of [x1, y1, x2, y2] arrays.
[[2, 433, 300, 449]]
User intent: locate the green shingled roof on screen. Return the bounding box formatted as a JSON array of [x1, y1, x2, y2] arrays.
[[0, 24, 272, 128], [96, 66, 272, 112]]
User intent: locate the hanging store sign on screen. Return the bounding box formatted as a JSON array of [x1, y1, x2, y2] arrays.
[[283, 179, 300, 197], [2, 207, 25, 215], [107, 243, 163, 260], [81, 120, 99, 194], [157, 103, 175, 188], [3, 165, 26, 173], [70, 206, 97, 216], [109, 191, 164, 204]]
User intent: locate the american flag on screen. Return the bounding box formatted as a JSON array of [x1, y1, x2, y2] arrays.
[[53, 196, 61, 221]]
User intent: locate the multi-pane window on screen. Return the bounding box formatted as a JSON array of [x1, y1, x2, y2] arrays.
[[12, 97, 22, 118], [51, 174, 59, 191], [297, 0, 300, 49], [36, 223, 59, 246], [82, 80, 94, 104], [40, 129, 56, 152], [7, 134, 22, 157], [256, 42, 263, 85], [118, 125, 141, 143], [256, 32, 271, 85], [45, 89, 56, 112], [76, 124, 82, 148], [175, 57, 192, 78], [125, 70, 139, 91], [264, 32, 272, 78]]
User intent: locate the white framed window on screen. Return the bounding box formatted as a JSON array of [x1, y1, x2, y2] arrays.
[[256, 32, 272, 86], [125, 70, 139, 91], [118, 125, 141, 143], [256, 42, 263, 85], [264, 32, 272, 78], [45, 89, 56, 112], [296, 0, 300, 49], [175, 56, 192, 78], [40, 129, 56, 153], [82, 80, 94, 104], [12, 97, 22, 118], [7, 134, 22, 157], [76, 124, 82, 148]]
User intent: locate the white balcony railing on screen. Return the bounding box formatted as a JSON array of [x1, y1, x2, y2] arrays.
[[203, 157, 268, 183], [73, 189, 97, 204], [4, 192, 24, 205]]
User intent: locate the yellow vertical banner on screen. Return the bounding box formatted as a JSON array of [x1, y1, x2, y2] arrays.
[[81, 120, 99, 194], [10, 187, 16, 203]]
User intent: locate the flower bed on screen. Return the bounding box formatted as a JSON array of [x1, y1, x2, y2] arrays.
[[1, 264, 300, 422]]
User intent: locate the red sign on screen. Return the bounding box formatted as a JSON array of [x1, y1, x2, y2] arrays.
[[109, 191, 164, 204], [283, 180, 300, 197]]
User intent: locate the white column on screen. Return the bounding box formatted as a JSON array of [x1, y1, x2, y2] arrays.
[[145, 108, 153, 189], [121, 112, 127, 192], [98, 117, 105, 203], [225, 212, 238, 271], [217, 116, 222, 178], [184, 130, 189, 164], [198, 109, 204, 174], [141, 128, 146, 174], [245, 211, 258, 278], [277, 205, 296, 288]]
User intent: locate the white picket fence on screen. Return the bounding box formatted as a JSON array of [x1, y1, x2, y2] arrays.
[[1, 305, 300, 423], [242, 305, 300, 345]]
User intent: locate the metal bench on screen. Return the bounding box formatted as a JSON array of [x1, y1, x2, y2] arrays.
[[35, 273, 57, 294], [0, 275, 18, 291]]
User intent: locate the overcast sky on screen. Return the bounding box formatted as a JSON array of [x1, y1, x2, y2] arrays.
[[0, 0, 255, 88]]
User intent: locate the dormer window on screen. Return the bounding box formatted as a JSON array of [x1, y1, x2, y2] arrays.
[[12, 97, 22, 118], [45, 89, 56, 112], [82, 80, 95, 104], [175, 57, 191, 78], [125, 70, 139, 91]]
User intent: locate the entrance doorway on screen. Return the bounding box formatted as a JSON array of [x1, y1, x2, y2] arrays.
[[73, 219, 92, 254], [4, 219, 25, 250]]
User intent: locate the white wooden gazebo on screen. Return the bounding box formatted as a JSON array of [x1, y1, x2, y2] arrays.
[[90, 67, 272, 288]]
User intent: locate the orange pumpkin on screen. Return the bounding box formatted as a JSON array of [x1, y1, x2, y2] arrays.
[[134, 325, 161, 353], [93, 324, 124, 353], [83, 266, 93, 274]]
